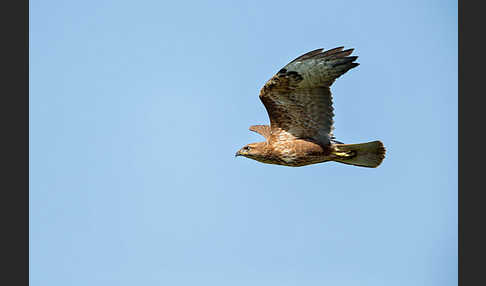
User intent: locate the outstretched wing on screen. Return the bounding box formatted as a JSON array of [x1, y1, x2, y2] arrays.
[[259, 47, 359, 146]]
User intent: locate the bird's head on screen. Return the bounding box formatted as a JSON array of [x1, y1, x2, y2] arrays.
[[235, 142, 268, 160]]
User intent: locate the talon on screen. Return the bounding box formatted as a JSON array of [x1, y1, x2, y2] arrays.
[[334, 150, 356, 158]]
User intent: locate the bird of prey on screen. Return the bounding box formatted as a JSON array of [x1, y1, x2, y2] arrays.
[[235, 47, 385, 168]]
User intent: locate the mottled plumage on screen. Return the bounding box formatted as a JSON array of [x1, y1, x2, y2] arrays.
[[236, 47, 386, 168]]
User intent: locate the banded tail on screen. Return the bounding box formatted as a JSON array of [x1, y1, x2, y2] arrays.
[[331, 141, 386, 168]]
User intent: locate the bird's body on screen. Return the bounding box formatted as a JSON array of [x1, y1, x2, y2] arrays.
[[236, 47, 386, 168], [239, 139, 331, 167]]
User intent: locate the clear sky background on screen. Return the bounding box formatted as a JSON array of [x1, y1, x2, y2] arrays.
[[30, 0, 457, 285]]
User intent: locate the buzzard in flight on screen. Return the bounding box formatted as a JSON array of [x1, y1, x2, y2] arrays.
[[235, 47, 385, 168]]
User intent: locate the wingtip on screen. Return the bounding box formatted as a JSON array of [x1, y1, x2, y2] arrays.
[[331, 56, 359, 68], [322, 46, 345, 57]]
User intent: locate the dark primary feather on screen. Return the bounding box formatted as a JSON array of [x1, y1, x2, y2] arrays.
[[321, 46, 345, 56], [287, 48, 324, 65]]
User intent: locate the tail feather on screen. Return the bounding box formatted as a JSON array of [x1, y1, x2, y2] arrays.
[[332, 140, 386, 168]]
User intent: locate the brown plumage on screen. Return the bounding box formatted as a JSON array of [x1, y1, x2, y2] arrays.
[[236, 47, 386, 168]]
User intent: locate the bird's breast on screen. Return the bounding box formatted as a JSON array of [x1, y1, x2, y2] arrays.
[[268, 139, 332, 167]]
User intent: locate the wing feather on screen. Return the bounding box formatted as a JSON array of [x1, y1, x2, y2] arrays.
[[259, 47, 359, 146], [249, 125, 271, 139]]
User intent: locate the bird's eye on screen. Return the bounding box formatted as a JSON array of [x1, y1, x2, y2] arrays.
[[243, 146, 250, 151]]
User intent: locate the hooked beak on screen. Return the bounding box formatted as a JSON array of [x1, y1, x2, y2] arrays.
[[235, 150, 241, 157]]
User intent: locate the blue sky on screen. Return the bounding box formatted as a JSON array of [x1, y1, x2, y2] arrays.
[[30, 0, 457, 285]]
